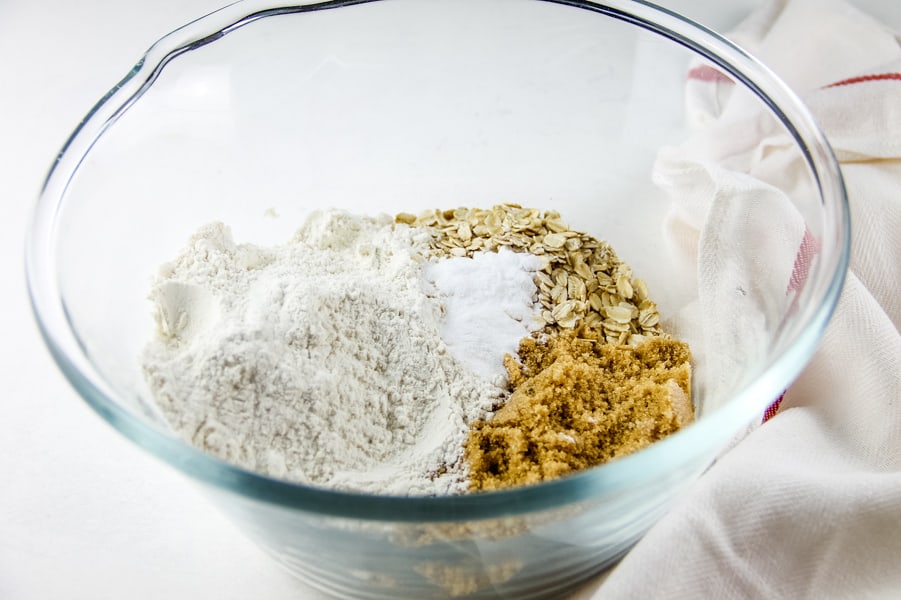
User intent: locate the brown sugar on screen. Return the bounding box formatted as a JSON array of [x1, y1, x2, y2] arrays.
[[465, 330, 693, 491]]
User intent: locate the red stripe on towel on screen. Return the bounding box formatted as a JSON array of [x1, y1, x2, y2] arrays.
[[766, 230, 822, 424], [763, 392, 785, 423], [787, 228, 822, 295], [825, 72, 901, 88], [687, 65, 734, 84]]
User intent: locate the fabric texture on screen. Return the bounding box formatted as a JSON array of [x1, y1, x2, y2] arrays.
[[589, 0, 901, 597]]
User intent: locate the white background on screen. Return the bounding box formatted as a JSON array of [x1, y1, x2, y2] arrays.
[[1, 1, 894, 598]]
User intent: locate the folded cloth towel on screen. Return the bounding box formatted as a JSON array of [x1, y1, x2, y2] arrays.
[[581, 0, 901, 597]]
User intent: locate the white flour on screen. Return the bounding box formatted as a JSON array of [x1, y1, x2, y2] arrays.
[[142, 210, 512, 496]]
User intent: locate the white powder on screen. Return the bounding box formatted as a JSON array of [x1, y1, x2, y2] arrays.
[[423, 248, 542, 387], [142, 210, 512, 496]]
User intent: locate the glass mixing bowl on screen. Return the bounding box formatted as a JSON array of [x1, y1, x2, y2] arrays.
[[26, 0, 848, 598]]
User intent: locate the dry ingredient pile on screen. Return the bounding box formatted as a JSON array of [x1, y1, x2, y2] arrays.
[[142, 205, 693, 496]]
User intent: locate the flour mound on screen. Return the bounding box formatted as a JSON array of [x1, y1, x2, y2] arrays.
[[142, 211, 504, 496]]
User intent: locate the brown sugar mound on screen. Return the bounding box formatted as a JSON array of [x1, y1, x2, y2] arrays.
[[465, 331, 693, 491]]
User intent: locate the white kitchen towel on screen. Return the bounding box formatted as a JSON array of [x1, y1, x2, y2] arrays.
[[587, 0, 901, 597]]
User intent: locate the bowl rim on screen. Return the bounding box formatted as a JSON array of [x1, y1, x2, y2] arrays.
[[25, 0, 850, 522]]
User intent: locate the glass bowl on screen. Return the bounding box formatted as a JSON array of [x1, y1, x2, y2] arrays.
[[26, 0, 848, 598]]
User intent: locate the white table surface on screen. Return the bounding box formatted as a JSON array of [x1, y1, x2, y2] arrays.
[[3, 1, 895, 598]]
